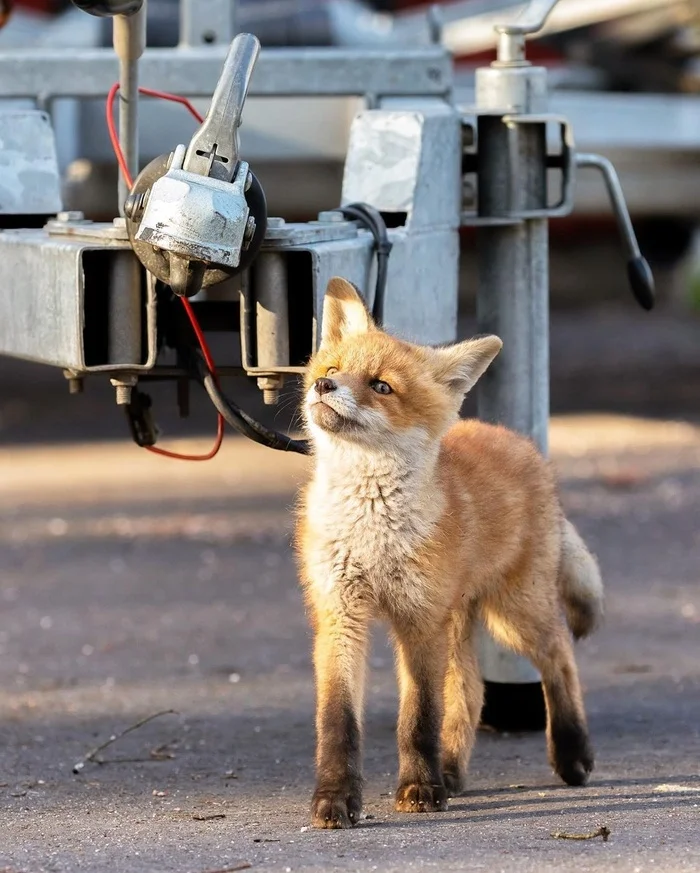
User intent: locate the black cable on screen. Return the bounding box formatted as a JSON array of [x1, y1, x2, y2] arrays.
[[339, 202, 391, 324], [194, 355, 310, 455]]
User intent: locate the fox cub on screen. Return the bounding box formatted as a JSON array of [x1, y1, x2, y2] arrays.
[[296, 277, 603, 829]]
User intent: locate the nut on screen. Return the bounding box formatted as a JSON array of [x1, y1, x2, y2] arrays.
[[56, 210, 84, 223], [257, 375, 283, 405], [244, 215, 256, 246]]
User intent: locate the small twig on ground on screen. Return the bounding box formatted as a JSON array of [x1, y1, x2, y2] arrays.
[[84, 757, 165, 765], [150, 740, 178, 761], [193, 813, 227, 821], [72, 710, 179, 773], [551, 825, 611, 842], [195, 864, 251, 873]]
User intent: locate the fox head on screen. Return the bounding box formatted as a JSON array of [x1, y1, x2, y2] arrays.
[[303, 277, 502, 452]]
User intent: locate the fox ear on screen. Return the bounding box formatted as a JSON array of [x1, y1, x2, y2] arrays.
[[432, 335, 503, 396], [321, 277, 374, 346]]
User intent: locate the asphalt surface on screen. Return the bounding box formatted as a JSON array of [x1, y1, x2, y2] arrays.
[[1, 307, 699, 873]]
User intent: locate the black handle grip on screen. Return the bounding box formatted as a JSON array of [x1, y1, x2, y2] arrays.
[[627, 256, 655, 311], [70, 0, 143, 16]]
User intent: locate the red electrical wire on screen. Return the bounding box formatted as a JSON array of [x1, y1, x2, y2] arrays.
[[106, 83, 224, 462], [106, 83, 204, 188]]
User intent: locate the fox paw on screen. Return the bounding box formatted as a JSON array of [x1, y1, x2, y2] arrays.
[[550, 723, 594, 787], [395, 782, 448, 813], [311, 786, 362, 829], [442, 769, 465, 798]]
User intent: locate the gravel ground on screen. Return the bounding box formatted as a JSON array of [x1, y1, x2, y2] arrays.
[[0, 307, 699, 873]]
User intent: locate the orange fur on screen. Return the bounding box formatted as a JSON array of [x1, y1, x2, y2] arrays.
[[296, 277, 603, 829]]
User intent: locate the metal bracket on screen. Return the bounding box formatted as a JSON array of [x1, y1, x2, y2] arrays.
[[502, 113, 575, 219], [239, 218, 363, 380], [461, 112, 575, 225], [0, 223, 156, 373]]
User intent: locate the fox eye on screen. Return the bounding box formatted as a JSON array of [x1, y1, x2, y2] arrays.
[[371, 379, 392, 395], [326, 367, 338, 376]]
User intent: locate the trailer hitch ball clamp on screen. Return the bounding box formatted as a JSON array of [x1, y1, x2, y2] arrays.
[[132, 144, 252, 297]]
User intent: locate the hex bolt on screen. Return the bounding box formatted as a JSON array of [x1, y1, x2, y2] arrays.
[[110, 375, 138, 406], [63, 369, 84, 395], [123, 190, 147, 220], [427, 4, 443, 44], [244, 215, 256, 246], [266, 217, 286, 229], [115, 384, 132, 405], [257, 375, 282, 405]]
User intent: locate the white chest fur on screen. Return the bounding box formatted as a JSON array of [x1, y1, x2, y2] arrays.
[[304, 438, 444, 615]]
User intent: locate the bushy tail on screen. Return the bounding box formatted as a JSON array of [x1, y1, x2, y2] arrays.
[[558, 518, 604, 640]]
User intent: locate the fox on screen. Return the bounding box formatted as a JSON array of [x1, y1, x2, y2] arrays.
[[295, 277, 604, 829]]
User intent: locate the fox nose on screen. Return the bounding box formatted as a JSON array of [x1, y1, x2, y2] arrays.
[[314, 377, 336, 396]]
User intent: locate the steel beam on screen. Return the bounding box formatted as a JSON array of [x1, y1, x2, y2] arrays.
[[0, 227, 155, 373], [0, 46, 452, 99]]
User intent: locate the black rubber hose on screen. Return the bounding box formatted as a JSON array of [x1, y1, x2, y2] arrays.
[[195, 357, 310, 455], [339, 202, 391, 325]]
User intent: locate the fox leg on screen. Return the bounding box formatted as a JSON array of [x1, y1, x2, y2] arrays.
[[483, 589, 594, 787], [441, 609, 483, 797], [392, 624, 449, 813], [310, 605, 369, 829], [535, 628, 594, 786]]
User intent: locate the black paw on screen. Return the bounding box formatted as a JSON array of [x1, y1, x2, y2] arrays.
[[442, 769, 465, 798], [550, 722, 595, 786], [311, 785, 362, 829], [395, 781, 448, 813]]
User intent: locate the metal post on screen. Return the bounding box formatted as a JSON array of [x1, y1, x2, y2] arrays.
[[113, 4, 146, 214], [475, 53, 550, 691]]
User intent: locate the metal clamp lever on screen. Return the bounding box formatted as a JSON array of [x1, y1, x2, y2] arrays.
[[184, 33, 260, 182], [576, 153, 655, 311], [497, 0, 561, 37], [129, 33, 265, 297], [495, 0, 561, 63]]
